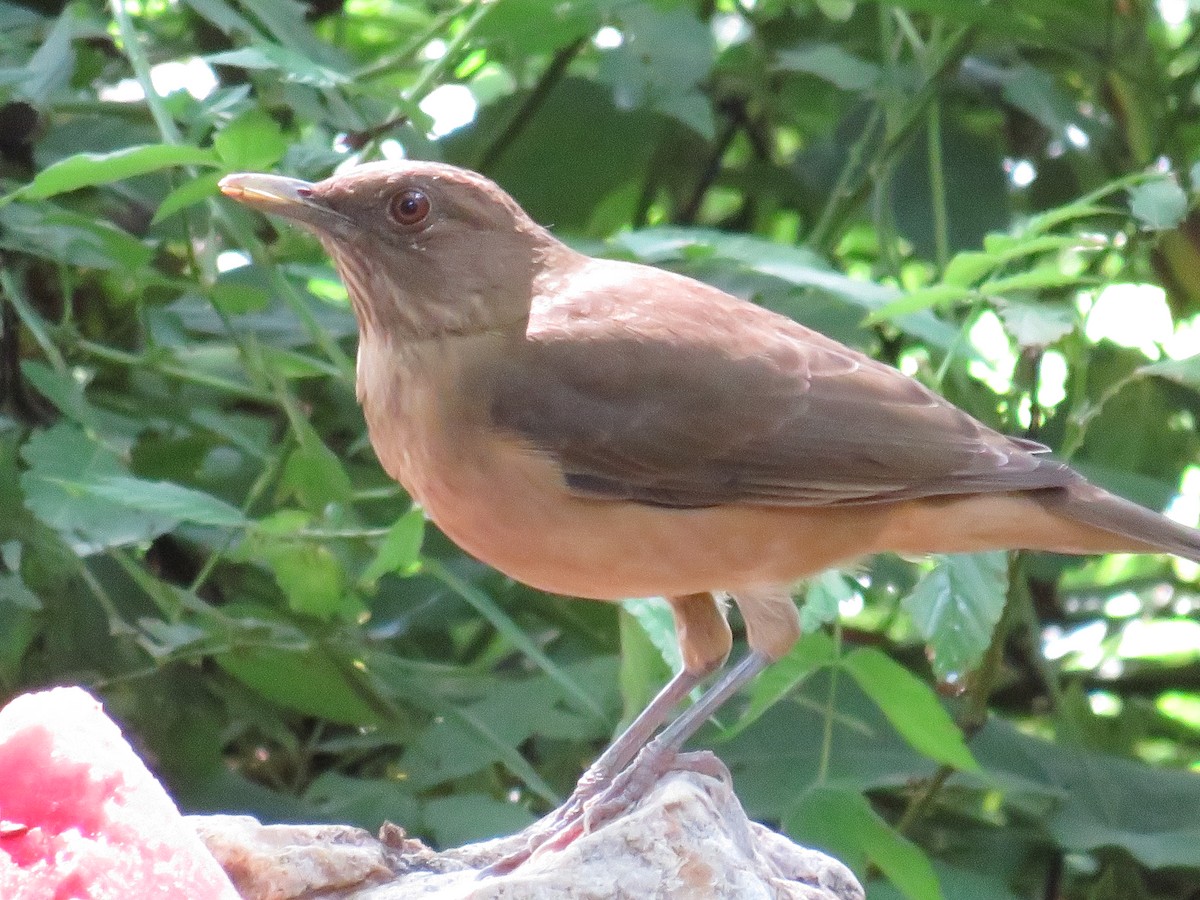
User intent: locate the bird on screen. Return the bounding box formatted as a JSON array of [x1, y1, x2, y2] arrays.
[[219, 160, 1200, 862]]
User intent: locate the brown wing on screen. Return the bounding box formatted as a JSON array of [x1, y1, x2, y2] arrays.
[[484, 258, 1075, 508]]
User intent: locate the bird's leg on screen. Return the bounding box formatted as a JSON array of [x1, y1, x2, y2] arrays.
[[573, 592, 732, 794], [482, 593, 730, 875], [577, 649, 772, 834], [578, 587, 801, 835], [569, 664, 705, 800]]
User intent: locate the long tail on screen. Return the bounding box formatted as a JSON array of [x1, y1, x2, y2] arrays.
[[1046, 480, 1200, 564]]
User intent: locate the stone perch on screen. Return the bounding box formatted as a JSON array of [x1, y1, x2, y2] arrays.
[[193, 770, 864, 900]]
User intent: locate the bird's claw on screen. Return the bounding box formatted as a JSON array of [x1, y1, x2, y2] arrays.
[[479, 744, 732, 878]]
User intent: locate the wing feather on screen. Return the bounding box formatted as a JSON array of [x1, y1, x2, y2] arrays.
[[484, 259, 1074, 508]]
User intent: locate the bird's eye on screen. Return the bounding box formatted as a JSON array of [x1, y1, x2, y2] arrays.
[[389, 189, 431, 226]]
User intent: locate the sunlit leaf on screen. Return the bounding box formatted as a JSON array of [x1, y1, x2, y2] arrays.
[[901, 553, 1008, 680], [842, 647, 979, 771], [153, 171, 223, 223], [996, 301, 1076, 348], [801, 570, 856, 631], [866, 284, 973, 323], [263, 539, 352, 620], [1129, 177, 1188, 232], [213, 108, 287, 170], [16, 144, 219, 200], [622, 596, 682, 671], [206, 45, 348, 87], [280, 441, 354, 513], [360, 509, 425, 586]]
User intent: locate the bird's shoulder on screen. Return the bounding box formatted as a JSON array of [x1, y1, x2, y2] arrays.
[[522, 255, 931, 404]]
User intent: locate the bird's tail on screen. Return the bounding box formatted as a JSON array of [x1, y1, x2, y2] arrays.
[[1046, 480, 1200, 564]]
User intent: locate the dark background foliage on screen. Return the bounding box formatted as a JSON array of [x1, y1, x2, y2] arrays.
[[3, 0, 1200, 896]]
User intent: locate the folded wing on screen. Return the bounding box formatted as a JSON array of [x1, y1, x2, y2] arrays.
[[485, 259, 1075, 509]]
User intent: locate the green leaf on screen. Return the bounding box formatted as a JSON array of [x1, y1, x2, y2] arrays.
[[866, 284, 973, 323], [801, 570, 856, 631], [982, 266, 1090, 295], [0, 573, 41, 611], [941, 235, 1092, 289], [1141, 356, 1200, 392], [785, 785, 943, 900], [722, 630, 837, 739], [16, 144, 219, 200], [279, 442, 354, 513], [20, 423, 177, 554], [775, 45, 881, 92], [21, 361, 104, 430], [360, 509, 425, 586], [474, 0, 599, 55], [205, 45, 349, 88], [423, 557, 605, 720], [618, 603, 675, 729], [213, 108, 287, 170], [51, 475, 247, 528], [304, 772, 420, 832], [1001, 65, 1078, 137], [259, 347, 337, 379], [814, 0, 855, 21], [901, 553, 1008, 680], [0, 203, 153, 270], [422, 792, 538, 847], [21, 8, 75, 104], [1128, 177, 1188, 232], [596, 4, 714, 137], [622, 596, 683, 672], [996, 301, 1076, 348], [842, 647, 978, 771], [179, 0, 256, 35], [210, 272, 272, 315], [263, 540, 350, 620], [255, 508, 312, 535], [941, 250, 995, 288], [214, 607, 386, 725], [152, 171, 223, 223]]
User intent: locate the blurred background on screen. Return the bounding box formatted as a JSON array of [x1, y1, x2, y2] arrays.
[[2, 0, 1200, 896]]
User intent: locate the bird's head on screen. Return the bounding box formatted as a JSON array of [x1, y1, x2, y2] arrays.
[[219, 161, 563, 342]]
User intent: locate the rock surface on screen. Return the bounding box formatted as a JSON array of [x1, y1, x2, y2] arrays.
[[193, 769, 864, 900]]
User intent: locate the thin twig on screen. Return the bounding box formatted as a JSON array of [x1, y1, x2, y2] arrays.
[[477, 36, 588, 174], [675, 109, 740, 225], [809, 25, 975, 253]]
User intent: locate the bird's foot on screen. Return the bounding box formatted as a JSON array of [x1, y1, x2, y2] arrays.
[[479, 744, 730, 878], [477, 766, 603, 877], [579, 747, 730, 836]]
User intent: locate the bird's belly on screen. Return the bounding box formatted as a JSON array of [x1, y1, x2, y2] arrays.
[[400, 438, 897, 600]]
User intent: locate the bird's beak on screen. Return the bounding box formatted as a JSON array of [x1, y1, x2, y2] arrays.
[[218, 173, 350, 232]]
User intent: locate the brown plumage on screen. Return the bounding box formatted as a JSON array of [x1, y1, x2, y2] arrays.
[[219, 160, 1200, 858]]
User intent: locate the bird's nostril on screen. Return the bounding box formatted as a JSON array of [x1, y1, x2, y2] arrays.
[[296, 186, 314, 198]]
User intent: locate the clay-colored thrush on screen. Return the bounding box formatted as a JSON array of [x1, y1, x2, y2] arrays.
[[220, 161, 1200, 853]]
